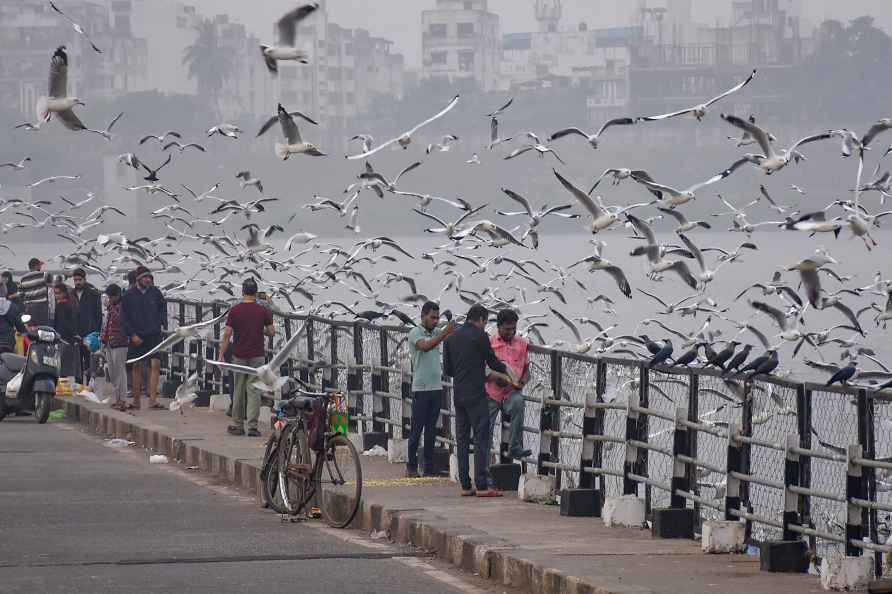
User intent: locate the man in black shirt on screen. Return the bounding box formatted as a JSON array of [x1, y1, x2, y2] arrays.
[[72, 268, 102, 383], [443, 304, 511, 497]]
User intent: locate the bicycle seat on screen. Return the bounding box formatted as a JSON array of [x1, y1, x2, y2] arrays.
[[1, 353, 26, 373], [280, 396, 317, 416]]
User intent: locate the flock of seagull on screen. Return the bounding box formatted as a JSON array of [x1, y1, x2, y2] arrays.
[[5, 2, 892, 394]]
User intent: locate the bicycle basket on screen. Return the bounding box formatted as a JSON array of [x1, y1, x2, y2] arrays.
[[328, 392, 348, 435]]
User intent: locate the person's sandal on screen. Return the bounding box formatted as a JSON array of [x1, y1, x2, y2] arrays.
[[475, 489, 503, 498], [460, 489, 476, 497], [148, 402, 165, 410]]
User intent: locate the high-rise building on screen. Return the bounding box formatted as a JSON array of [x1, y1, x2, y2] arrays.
[[421, 0, 501, 92]]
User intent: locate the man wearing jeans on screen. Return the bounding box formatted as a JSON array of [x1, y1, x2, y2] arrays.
[[220, 279, 274, 437], [443, 304, 512, 497], [405, 301, 455, 478], [486, 309, 533, 463]]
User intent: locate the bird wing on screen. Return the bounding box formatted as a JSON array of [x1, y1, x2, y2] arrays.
[[552, 169, 605, 219], [392, 161, 423, 186], [721, 114, 773, 156], [596, 117, 637, 137], [862, 120, 892, 148], [549, 307, 582, 344], [548, 127, 588, 142], [788, 131, 834, 154], [106, 112, 124, 132], [278, 108, 301, 144], [603, 265, 632, 299], [636, 288, 668, 309], [677, 233, 705, 271], [759, 184, 782, 209], [57, 109, 86, 131], [486, 97, 513, 117], [490, 117, 499, 143], [162, 141, 181, 151], [48, 47, 68, 98], [687, 160, 747, 193], [667, 260, 699, 290], [630, 170, 680, 197], [800, 269, 822, 308], [256, 115, 279, 138], [703, 69, 757, 108], [504, 146, 534, 160], [625, 214, 656, 245], [501, 188, 533, 217], [742, 324, 771, 350], [639, 106, 696, 122], [828, 300, 864, 336], [126, 333, 183, 364], [657, 207, 686, 226], [277, 2, 319, 46], [750, 300, 788, 331], [406, 94, 460, 136]]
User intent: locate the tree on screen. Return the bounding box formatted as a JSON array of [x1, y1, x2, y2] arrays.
[[182, 19, 236, 116]]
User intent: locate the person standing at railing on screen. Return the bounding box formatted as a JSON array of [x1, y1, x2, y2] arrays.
[[443, 304, 513, 498], [72, 268, 102, 385], [53, 282, 80, 380], [122, 266, 166, 410], [19, 258, 52, 327], [220, 279, 275, 437], [485, 309, 533, 463], [405, 301, 456, 479], [100, 284, 130, 411]]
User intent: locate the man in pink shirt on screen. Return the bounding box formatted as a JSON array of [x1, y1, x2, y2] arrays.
[[486, 309, 532, 461]]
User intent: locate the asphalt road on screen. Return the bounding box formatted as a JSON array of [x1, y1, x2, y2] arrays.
[[0, 417, 489, 594]]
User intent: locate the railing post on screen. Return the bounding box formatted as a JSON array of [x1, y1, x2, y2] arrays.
[[783, 434, 802, 541], [670, 406, 690, 509], [283, 317, 296, 380], [740, 379, 754, 540], [579, 361, 604, 490], [593, 360, 607, 493], [847, 444, 865, 557], [376, 328, 390, 437], [687, 373, 699, 522], [323, 324, 337, 391], [348, 322, 364, 434], [537, 350, 560, 478], [796, 384, 813, 552], [305, 317, 315, 386], [172, 301, 185, 381], [725, 422, 742, 521], [623, 364, 645, 495]]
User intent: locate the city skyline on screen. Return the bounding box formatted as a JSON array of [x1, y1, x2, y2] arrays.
[[194, 0, 892, 69]]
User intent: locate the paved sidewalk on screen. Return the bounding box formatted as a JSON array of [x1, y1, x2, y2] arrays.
[[55, 395, 821, 594]]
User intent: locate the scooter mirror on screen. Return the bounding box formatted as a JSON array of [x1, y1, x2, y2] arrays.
[[20, 314, 31, 324]]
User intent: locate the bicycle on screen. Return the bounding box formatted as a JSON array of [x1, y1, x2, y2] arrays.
[[261, 388, 362, 528]]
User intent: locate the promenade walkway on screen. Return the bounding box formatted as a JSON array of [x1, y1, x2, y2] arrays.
[[55, 394, 820, 594]]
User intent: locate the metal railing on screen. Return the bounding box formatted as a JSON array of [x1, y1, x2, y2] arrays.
[[163, 298, 891, 573]]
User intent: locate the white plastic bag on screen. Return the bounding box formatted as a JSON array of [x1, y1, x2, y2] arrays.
[[5, 371, 23, 399]]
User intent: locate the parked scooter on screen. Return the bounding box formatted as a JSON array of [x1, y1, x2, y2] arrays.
[[0, 315, 62, 424]]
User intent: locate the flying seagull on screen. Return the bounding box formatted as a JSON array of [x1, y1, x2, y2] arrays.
[[49, 1, 102, 53], [548, 117, 637, 150], [268, 103, 326, 159], [85, 112, 123, 141], [37, 46, 86, 130], [347, 94, 460, 159], [207, 323, 309, 392], [720, 114, 834, 175], [141, 155, 172, 182], [640, 69, 756, 122], [553, 169, 648, 233], [260, 3, 320, 74], [0, 157, 31, 171], [126, 310, 229, 365]]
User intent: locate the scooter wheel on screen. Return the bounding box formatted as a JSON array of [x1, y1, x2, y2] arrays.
[[35, 392, 53, 424]]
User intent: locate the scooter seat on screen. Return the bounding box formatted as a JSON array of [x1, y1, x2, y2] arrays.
[[1, 353, 26, 373]]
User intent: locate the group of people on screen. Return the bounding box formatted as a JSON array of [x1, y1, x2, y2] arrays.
[[407, 302, 532, 497], [0, 259, 167, 412]]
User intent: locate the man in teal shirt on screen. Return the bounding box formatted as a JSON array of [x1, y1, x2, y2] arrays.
[[406, 301, 455, 478]]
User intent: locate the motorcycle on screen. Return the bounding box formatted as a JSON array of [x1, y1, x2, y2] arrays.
[[0, 315, 62, 424]]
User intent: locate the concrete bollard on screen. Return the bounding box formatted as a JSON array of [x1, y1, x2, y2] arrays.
[[701, 520, 746, 553], [387, 438, 408, 463], [517, 473, 555, 501], [209, 394, 230, 411], [820, 556, 874, 591], [602, 495, 646, 528]]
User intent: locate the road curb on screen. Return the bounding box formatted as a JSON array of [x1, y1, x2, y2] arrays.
[[58, 398, 652, 594]]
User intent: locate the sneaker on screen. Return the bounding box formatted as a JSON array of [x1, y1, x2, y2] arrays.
[[475, 489, 503, 498], [227, 425, 245, 436], [406, 468, 420, 479], [247, 428, 261, 437]]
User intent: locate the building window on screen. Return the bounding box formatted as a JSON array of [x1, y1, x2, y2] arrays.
[[430, 50, 447, 65], [429, 23, 447, 38], [458, 50, 474, 71], [457, 23, 475, 38]]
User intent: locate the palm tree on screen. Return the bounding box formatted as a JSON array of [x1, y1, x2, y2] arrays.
[[182, 19, 235, 115]]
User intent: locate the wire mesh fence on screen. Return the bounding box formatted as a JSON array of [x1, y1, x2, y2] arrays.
[[163, 298, 891, 571]]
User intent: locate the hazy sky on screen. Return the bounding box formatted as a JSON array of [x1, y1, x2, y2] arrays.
[[195, 0, 892, 68]]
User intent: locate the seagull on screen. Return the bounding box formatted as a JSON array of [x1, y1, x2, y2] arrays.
[[267, 103, 326, 159], [37, 47, 86, 130], [627, 214, 699, 290], [139, 131, 182, 145], [260, 3, 320, 74], [235, 171, 262, 193], [786, 248, 838, 308], [49, 1, 102, 53], [181, 183, 222, 202], [639, 69, 756, 122], [412, 204, 487, 235], [553, 169, 648, 233], [658, 207, 711, 233], [141, 155, 172, 182], [451, 220, 525, 248], [857, 170, 892, 203], [426, 134, 459, 154], [359, 160, 422, 191], [392, 190, 470, 213], [208, 323, 309, 392], [347, 94, 460, 159], [0, 157, 31, 171], [720, 114, 834, 175], [84, 112, 123, 141], [207, 124, 242, 139], [117, 153, 142, 170], [304, 192, 358, 216], [127, 310, 229, 365], [28, 174, 80, 188], [504, 141, 565, 165], [548, 117, 637, 150], [749, 300, 815, 354], [163, 141, 206, 153], [497, 188, 578, 228], [589, 168, 633, 193], [488, 117, 514, 150], [257, 105, 317, 138], [728, 114, 776, 147], [485, 98, 513, 118], [568, 255, 632, 299], [630, 168, 736, 208], [757, 184, 795, 214], [284, 231, 318, 251], [466, 153, 481, 165], [348, 134, 374, 153]]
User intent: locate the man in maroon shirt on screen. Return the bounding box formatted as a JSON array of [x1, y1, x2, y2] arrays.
[[220, 279, 275, 437]]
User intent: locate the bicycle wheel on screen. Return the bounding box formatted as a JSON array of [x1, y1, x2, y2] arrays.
[[261, 435, 287, 513], [278, 425, 311, 515], [317, 434, 362, 528]]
